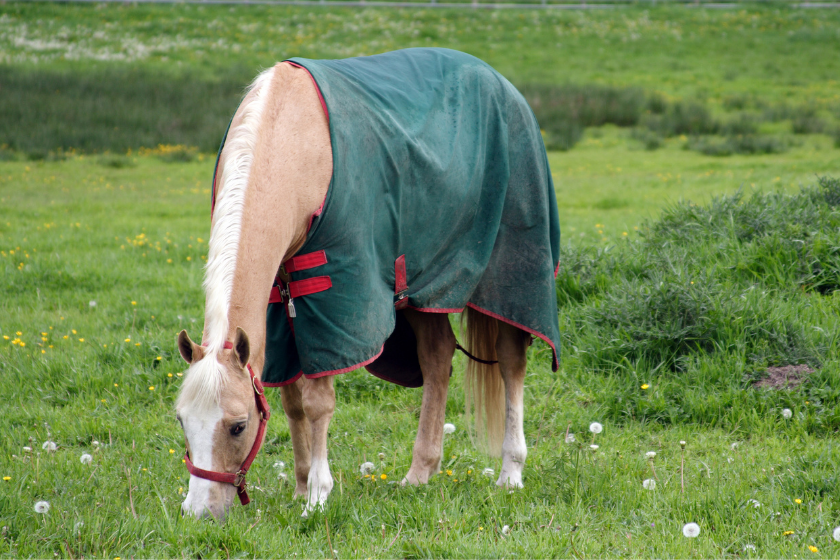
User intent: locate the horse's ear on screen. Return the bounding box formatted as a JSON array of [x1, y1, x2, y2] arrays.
[[177, 330, 202, 364], [232, 327, 250, 369]]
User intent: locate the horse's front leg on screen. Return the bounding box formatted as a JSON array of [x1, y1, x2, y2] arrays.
[[495, 322, 530, 488], [402, 310, 456, 485], [301, 375, 335, 514], [280, 378, 311, 499]]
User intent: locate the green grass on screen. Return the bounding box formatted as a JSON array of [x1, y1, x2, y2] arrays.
[[2, 152, 840, 558]]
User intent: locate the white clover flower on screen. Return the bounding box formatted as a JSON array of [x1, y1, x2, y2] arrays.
[[643, 478, 656, 490], [565, 433, 576, 443], [89, 300, 97, 308], [22, 446, 32, 453], [682, 522, 700, 538], [590, 444, 599, 450], [278, 472, 288, 481], [92, 440, 100, 447], [744, 544, 756, 552], [273, 461, 286, 470], [482, 468, 495, 477], [730, 442, 739, 450], [645, 451, 656, 459], [833, 526, 840, 542], [589, 422, 603, 434], [359, 462, 375, 475], [747, 499, 761, 509], [502, 525, 510, 535], [782, 408, 793, 419], [34, 501, 50, 514], [42, 441, 56, 451], [443, 423, 456, 435], [80, 453, 92, 465]]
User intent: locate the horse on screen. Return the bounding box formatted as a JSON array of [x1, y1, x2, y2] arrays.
[[175, 48, 561, 520]]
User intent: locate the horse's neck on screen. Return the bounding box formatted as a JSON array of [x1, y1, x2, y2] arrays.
[[206, 62, 332, 369]]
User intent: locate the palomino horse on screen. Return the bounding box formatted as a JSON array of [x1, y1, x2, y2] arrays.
[[175, 48, 561, 520]]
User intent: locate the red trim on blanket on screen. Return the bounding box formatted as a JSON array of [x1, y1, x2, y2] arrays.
[[304, 345, 385, 379], [262, 370, 304, 387], [284, 61, 329, 122], [555, 260, 560, 278], [289, 276, 332, 298], [394, 255, 408, 294], [465, 303, 560, 372], [284, 250, 327, 273], [269, 285, 282, 304]]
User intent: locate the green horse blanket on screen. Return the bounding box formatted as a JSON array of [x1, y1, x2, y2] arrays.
[[215, 48, 561, 387]]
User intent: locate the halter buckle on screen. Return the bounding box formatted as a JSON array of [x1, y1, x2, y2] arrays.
[[233, 470, 247, 487]]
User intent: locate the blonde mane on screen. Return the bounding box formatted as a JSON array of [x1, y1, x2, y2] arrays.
[[177, 66, 275, 411]]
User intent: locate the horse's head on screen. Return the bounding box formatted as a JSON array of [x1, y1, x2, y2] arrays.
[[175, 327, 263, 521]]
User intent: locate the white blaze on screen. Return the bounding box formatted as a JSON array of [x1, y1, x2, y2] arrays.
[[181, 403, 224, 517]]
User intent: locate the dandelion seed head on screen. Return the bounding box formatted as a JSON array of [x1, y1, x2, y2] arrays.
[[92, 441, 100, 447], [590, 444, 599, 450], [482, 467, 495, 477], [89, 301, 97, 308], [682, 522, 700, 538], [80, 453, 92, 464], [833, 526, 840, 542], [782, 408, 793, 419], [589, 422, 603, 434], [278, 472, 287, 481], [645, 451, 656, 459], [42, 441, 56, 451], [502, 525, 510, 535], [443, 423, 456, 435], [565, 433, 576, 443], [34, 501, 50, 514], [744, 544, 756, 552], [23, 446, 32, 453], [642, 478, 656, 490], [359, 462, 375, 475], [378, 452, 386, 461], [273, 461, 286, 470]]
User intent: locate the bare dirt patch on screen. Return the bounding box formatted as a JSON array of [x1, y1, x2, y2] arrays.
[[752, 365, 814, 390]]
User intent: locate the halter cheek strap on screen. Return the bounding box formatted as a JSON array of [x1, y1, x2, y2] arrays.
[[183, 341, 271, 506]]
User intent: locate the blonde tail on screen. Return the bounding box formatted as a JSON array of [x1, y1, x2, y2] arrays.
[[462, 307, 505, 457]]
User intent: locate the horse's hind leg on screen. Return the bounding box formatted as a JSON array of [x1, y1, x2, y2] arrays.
[[279, 379, 311, 499], [402, 309, 456, 485], [301, 375, 336, 514], [495, 321, 530, 488]]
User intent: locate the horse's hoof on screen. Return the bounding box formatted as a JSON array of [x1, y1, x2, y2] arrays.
[[496, 474, 524, 489]]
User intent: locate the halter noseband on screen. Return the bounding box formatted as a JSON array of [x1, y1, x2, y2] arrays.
[[183, 341, 271, 506]]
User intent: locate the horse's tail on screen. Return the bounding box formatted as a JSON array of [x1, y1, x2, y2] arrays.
[[463, 307, 505, 457]]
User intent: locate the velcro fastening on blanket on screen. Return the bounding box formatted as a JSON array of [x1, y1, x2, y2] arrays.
[[289, 276, 332, 298], [394, 255, 409, 310], [284, 250, 328, 273]]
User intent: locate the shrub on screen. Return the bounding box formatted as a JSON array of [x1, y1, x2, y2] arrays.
[[630, 127, 663, 150], [719, 113, 759, 136], [642, 100, 718, 137], [686, 135, 788, 156]]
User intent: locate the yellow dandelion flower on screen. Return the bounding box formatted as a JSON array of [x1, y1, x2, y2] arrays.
[[795, 499, 802, 504], [63, 335, 68, 339], [19, 342, 24, 347], [446, 470, 453, 476], [101, 399, 106, 403], [809, 545, 818, 553], [16, 331, 22, 336], [156, 356, 162, 361], [41, 350, 45, 354], [380, 474, 387, 480], [178, 487, 184, 495], [167, 373, 173, 378], [783, 530, 795, 536], [131, 301, 136, 305], [186, 256, 192, 261], [2, 476, 11, 481], [78, 338, 84, 342], [169, 449, 175, 454], [479, 526, 484, 531], [71, 329, 77, 334], [641, 384, 649, 390], [135, 343, 141, 346], [2, 336, 8, 340], [114, 383, 118, 387], [149, 386, 155, 391], [177, 372, 183, 377]]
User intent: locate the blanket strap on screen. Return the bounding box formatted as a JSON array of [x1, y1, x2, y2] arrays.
[[394, 255, 409, 310], [454, 342, 499, 365]]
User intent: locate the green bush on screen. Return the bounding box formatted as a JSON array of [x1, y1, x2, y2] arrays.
[[686, 135, 788, 156], [642, 100, 718, 137]]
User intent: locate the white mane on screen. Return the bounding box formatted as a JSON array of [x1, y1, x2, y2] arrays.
[[178, 66, 275, 411]]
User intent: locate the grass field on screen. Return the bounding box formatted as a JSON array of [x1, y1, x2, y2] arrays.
[[2, 1, 840, 558]]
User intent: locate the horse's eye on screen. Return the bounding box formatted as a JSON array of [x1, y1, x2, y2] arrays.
[[230, 423, 246, 436]]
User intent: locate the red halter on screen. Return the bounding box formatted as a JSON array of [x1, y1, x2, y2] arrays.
[[184, 341, 271, 506]]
